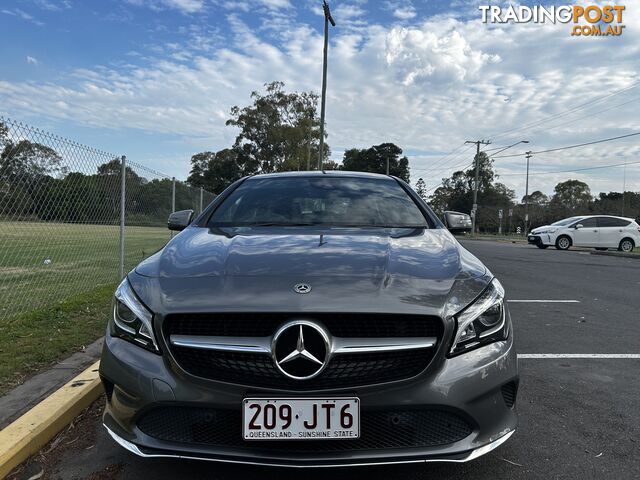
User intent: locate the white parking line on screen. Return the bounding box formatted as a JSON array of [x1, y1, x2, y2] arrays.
[[518, 354, 640, 359], [508, 300, 580, 303]]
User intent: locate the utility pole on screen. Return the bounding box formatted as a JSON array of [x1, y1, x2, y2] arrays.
[[386, 156, 390, 175], [465, 139, 491, 234], [318, 0, 335, 170], [524, 151, 532, 235]]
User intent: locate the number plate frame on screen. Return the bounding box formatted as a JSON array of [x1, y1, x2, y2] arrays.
[[242, 397, 360, 441]]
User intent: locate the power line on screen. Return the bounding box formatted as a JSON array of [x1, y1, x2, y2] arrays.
[[486, 80, 640, 142], [413, 89, 638, 179], [499, 158, 640, 176], [492, 132, 640, 159], [411, 143, 468, 175], [521, 96, 640, 135], [423, 162, 475, 193], [411, 144, 473, 176], [412, 81, 640, 180]]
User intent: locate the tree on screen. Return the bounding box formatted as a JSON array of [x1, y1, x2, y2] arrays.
[[0, 136, 66, 219], [225, 81, 329, 173], [97, 158, 141, 181], [0, 122, 8, 144], [322, 160, 340, 171], [341, 143, 410, 182], [187, 148, 254, 194], [522, 190, 549, 205], [550, 179, 592, 212], [428, 153, 515, 231], [593, 191, 640, 219], [415, 178, 427, 200]]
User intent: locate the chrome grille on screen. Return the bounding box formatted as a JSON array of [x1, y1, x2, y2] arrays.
[[164, 313, 442, 389]]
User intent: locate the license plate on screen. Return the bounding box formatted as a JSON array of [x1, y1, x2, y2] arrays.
[[528, 236, 535, 241], [243, 398, 360, 440]]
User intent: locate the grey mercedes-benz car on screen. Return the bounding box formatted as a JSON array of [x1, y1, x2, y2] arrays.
[[100, 171, 518, 467]]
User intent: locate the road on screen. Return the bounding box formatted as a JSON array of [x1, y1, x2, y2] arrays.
[[13, 240, 640, 480]]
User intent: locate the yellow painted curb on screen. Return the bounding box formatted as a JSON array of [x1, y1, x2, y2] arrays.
[[0, 360, 103, 479]]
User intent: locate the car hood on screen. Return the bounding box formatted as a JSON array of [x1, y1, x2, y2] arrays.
[[130, 226, 492, 318]]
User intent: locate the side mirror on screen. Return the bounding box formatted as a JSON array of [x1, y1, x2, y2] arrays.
[[168, 209, 194, 231], [574, 224, 583, 229], [443, 211, 472, 234]]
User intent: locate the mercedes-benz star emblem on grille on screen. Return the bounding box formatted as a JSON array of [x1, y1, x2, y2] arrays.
[[293, 283, 311, 294], [272, 321, 330, 380]]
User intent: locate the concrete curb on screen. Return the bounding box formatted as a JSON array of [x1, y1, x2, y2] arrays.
[[0, 338, 104, 429], [591, 250, 640, 259], [0, 360, 102, 479]]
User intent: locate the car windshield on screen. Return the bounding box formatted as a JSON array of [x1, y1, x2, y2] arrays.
[[208, 176, 429, 228], [551, 216, 584, 227]]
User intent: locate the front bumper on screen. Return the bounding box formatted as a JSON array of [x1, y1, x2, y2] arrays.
[[528, 234, 552, 246], [105, 424, 515, 467], [100, 322, 519, 467]]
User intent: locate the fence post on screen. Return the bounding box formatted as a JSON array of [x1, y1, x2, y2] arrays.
[[199, 187, 203, 214], [119, 155, 126, 279]]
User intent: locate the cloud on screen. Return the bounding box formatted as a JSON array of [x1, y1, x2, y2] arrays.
[[385, 1, 417, 21], [2, 8, 44, 26], [125, 0, 206, 13], [257, 0, 291, 9], [1, 4, 639, 196], [32, 0, 72, 11], [334, 4, 365, 19], [393, 7, 416, 20], [385, 27, 499, 85], [26, 56, 39, 66]]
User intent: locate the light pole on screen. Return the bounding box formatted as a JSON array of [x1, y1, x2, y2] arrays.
[[524, 151, 532, 235], [318, 0, 335, 170]]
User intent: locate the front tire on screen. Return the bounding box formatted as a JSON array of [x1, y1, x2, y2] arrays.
[[618, 238, 635, 253], [555, 236, 571, 250], [537, 244, 548, 249]]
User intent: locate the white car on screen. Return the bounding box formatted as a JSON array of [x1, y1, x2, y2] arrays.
[[528, 215, 640, 252]]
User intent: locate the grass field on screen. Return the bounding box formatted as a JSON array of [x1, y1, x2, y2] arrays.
[[0, 221, 171, 392], [0, 221, 170, 320]]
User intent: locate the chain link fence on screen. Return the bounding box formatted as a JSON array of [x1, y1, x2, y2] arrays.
[[0, 116, 215, 322]]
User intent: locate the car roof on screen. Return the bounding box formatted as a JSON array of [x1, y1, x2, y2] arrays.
[[572, 215, 635, 221], [245, 171, 394, 181]]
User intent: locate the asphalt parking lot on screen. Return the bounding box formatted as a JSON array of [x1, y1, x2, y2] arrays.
[[14, 240, 640, 480]]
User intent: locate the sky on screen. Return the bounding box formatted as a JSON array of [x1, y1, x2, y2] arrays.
[[0, 0, 638, 199]]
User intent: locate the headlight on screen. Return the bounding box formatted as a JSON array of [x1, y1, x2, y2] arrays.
[[450, 278, 509, 356], [112, 278, 159, 353], [537, 228, 556, 234]]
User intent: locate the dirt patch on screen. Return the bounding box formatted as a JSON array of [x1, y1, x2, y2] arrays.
[[7, 398, 115, 480]]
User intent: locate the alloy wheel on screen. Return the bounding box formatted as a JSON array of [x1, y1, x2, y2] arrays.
[[620, 240, 634, 253]]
